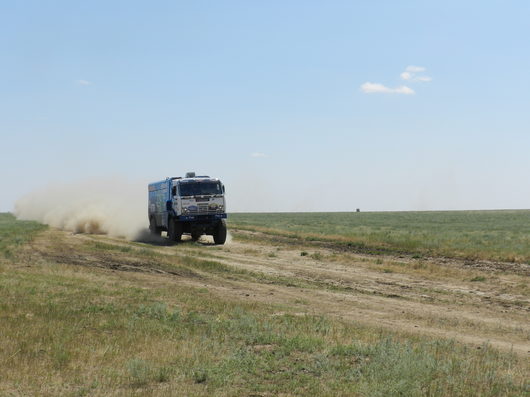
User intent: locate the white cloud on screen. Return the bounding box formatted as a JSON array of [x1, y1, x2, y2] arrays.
[[416, 76, 432, 82], [250, 152, 267, 158], [400, 66, 431, 82], [361, 65, 431, 95], [360, 82, 415, 95], [405, 65, 426, 73], [77, 80, 93, 86]]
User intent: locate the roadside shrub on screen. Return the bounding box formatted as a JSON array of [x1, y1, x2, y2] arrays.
[[127, 358, 152, 386], [310, 252, 323, 260]]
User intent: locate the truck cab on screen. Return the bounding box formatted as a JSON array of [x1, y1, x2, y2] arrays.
[[148, 173, 227, 244]]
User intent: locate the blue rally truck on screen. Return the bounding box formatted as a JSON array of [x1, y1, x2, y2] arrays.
[[148, 172, 227, 244]]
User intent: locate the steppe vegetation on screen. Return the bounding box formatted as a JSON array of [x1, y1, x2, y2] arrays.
[[230, 210, 530, 263], [0, 212, 528, 396]]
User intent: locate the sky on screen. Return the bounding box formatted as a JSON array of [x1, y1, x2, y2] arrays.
[[1, 1, 530, 212]]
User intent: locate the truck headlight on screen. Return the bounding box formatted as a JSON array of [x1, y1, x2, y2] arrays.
[[208, 203, 219, 210]]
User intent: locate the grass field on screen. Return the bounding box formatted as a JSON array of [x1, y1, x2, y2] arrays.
[[1, 212, 529, 396], [0, 213, 47, 260], [229, 210, 530, 263]]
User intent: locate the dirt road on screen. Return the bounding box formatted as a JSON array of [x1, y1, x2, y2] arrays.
[[28, 228, 530, 356]]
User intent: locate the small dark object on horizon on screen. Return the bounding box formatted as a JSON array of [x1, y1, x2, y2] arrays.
[[356, 208, 360, 212]]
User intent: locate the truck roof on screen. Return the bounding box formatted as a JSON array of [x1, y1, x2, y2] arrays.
[[148, 176, 221, 189], [178, 177, 219, 183]]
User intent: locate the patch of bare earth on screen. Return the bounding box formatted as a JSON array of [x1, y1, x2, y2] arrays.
[[24, 228, 530, 356]]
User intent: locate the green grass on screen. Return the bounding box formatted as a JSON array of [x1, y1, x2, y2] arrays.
[[1, 269, 527, 396], [1, 213, 528, 396], [229, 210, 530, 262], [0, 213, 47, 259]]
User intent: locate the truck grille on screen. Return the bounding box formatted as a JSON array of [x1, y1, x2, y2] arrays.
[[185, 206, 223, 215]]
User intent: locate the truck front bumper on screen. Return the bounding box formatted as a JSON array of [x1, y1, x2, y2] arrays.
[[177, 214, 227, 222]]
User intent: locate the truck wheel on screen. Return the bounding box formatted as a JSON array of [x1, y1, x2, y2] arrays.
[[213, 220, 227, 245], [168, 219, 182, 242], [191, 232, 201, 241], [149, 217, 161, 236]]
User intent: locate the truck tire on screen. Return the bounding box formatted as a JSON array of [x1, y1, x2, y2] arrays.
[[213, 220, 227, 245], [168, 218, 182, 242], [149, 217, 161, 236]]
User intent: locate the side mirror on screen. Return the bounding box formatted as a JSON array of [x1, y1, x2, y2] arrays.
[[172, 186, 176, 196], [166, 201, 172, 211], [222, 185, 225, 193]]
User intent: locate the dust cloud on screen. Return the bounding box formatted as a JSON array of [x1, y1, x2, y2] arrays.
[[14, 179, 151, 240]]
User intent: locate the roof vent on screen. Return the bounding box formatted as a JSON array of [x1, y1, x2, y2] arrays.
[[185, 172, 196, 178]]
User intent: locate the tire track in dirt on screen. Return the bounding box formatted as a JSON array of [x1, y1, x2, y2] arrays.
[[193, 231, 530, 355], [25, 229, 530, 356]]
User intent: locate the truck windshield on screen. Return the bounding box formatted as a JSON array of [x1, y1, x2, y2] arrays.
[[179, 182, 222, 196]]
